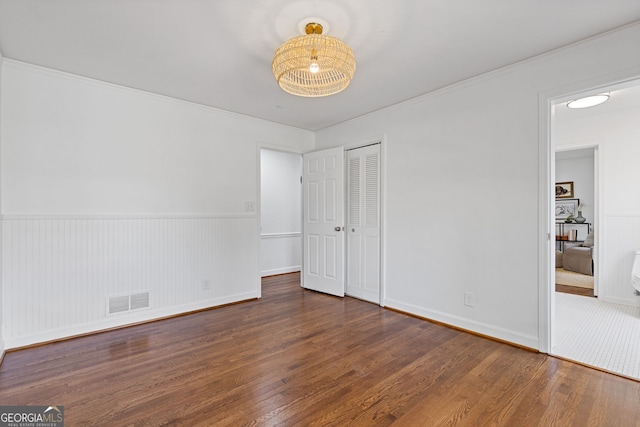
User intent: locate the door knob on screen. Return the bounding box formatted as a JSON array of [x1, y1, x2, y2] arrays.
[[335, 226, 343, 232]]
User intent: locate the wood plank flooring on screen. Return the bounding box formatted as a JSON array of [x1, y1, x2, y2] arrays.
[[2, 272, 639, 426], [556, 284, 595, 297]]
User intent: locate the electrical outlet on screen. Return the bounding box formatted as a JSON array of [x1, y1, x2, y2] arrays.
[[245, 201, 255, 212], [202, 279, 210, 290], [464, 292, 475, 307]]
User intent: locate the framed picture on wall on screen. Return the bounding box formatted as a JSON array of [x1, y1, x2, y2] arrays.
[[556, 198, 580, 220], [555, 181, 574, 198]]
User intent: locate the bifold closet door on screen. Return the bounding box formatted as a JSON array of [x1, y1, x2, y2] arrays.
[[346, 144, 380, 303]]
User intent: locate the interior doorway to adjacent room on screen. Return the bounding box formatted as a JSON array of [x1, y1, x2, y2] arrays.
[[549, 80, 640, 380], [260, 148, 303, 278]]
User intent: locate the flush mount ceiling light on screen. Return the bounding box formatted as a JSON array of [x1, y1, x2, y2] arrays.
[[272, 22, 356, 97], [567, 93, 610, 109]]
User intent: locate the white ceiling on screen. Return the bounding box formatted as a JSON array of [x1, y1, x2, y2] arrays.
[[1, 1, 639, 131]]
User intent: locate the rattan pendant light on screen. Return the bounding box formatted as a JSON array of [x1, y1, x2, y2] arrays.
[[273, 22, 356, 97]]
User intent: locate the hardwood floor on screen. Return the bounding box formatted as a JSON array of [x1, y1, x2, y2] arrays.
[[2, 272, 639, 426], [556, 284, 595, 297]]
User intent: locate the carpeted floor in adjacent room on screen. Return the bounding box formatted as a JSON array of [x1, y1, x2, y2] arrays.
[[555, 268, 594, 289]]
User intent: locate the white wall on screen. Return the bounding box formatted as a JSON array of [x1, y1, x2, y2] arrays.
[[315, 23, 640, 349], [556, 151, 594, 241], [260, 149, 302, 276], [555, 94, 640, 306], [0, 60, 314, 348]]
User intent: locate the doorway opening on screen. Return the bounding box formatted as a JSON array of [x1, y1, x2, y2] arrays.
[[259, 148, 303, 278], [554, 147, 597, 298], [548, 79, 640, 380]]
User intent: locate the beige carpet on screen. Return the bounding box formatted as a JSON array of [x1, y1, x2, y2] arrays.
[[555, 268, 594, 289]]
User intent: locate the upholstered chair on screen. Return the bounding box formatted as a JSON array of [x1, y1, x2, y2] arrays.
[[563, 232, 594, 276]]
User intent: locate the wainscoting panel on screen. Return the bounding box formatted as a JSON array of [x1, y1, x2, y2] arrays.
[[602, 215, 640, 306], [2, 216, 259, 348], [261, 232, 301, 277]]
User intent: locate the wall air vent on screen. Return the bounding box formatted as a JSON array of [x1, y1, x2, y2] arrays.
[[108, 295, 130, 314], [130, 292, 150, 310], [107, 291, 150, 315]]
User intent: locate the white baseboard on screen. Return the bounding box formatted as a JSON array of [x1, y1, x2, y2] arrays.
[[384, 298, 539, 350], [261, 266, 301, 277], [4, 291, 257, 350], [599, 295, 640, 307]]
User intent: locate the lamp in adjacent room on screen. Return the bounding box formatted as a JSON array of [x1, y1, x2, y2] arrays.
[[567, 93, 610, 109]]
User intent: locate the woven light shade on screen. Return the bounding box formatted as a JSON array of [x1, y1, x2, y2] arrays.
[[273, 23, 356, 97]]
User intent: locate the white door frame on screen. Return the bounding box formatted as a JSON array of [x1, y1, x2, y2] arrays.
[[256, 142, 305, 298], [554, 143, 601, 299], [537, 70, 640, 353]]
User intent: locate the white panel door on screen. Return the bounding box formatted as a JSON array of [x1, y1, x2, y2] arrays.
[[303, 147, 345, 297], [346, 144, 381, 303]]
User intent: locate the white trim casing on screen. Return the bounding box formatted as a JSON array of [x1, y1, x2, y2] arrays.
[[538, 69, 640, 354]]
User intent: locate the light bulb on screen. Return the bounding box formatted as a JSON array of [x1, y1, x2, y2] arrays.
[[567, 93, 610, 109], [309, 48, 319, 73]]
